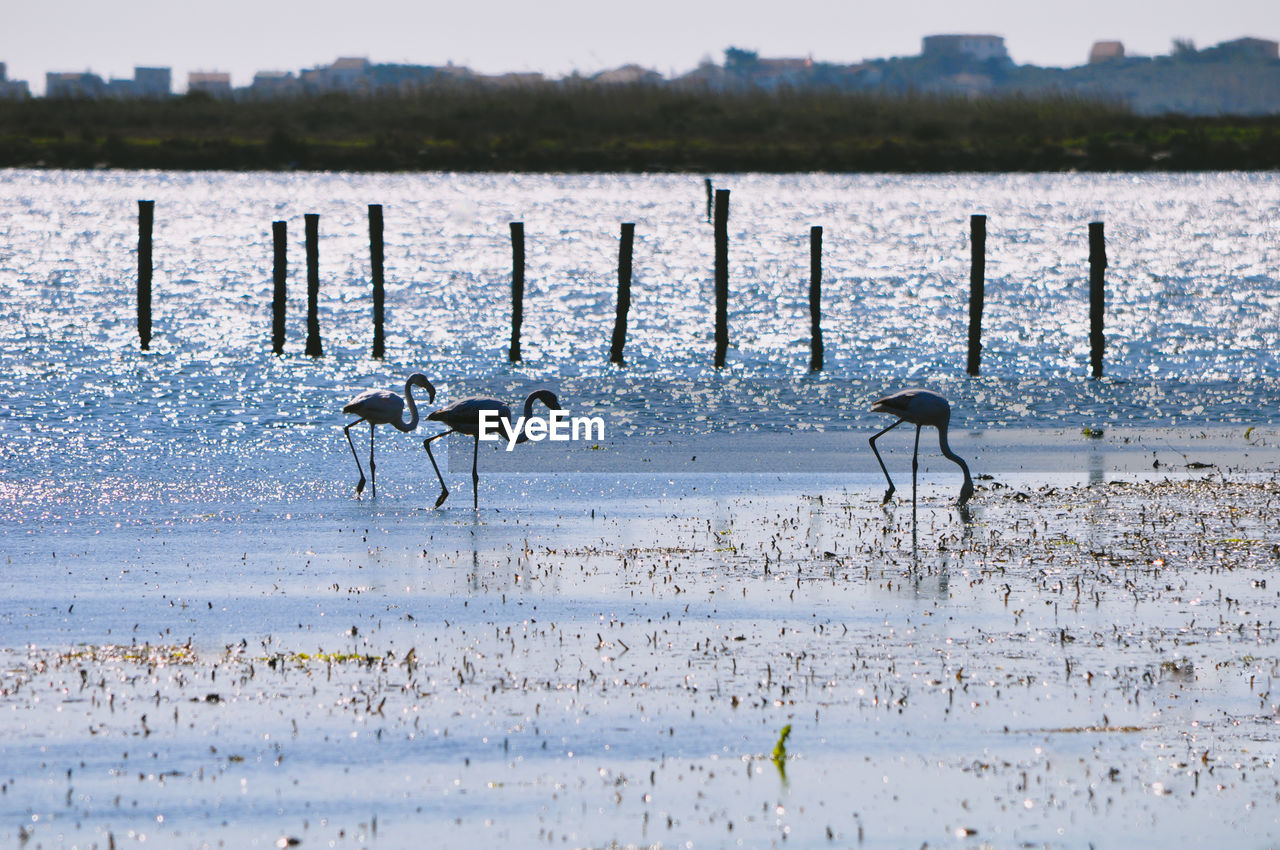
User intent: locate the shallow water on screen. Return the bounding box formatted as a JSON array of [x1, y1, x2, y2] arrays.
[[2, 473, 1278, 847], [2, 170, 1279, 847], [1, 170, 1279, 492]]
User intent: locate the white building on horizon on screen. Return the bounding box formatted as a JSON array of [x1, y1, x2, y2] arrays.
[[188, 71, 232, 97]]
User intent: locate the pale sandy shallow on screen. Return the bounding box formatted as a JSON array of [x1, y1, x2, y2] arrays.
[[1, 427, 1278, 848]]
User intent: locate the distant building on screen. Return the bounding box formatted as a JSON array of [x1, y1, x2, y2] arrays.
[[674, 60, 727, 89], [758, 57, 812, 72], [188, 71, 232, 97], [364, 62, 473, 93], [301, 57, 372, 92], [593, 64, 664, 85], [1089, 41, 1125, 63], [922, 34, 1009, 63], [754, 56, 815, 87], [251, 70, 302, 97], [838, 62, 882, 86], [107, 77, 137, 98], [134, 67, 172, 98], [330, 57, 370, 86], [481, 72, 546, 87], [46, 71, 106, 99], [437, 62, 474, 81], [1213, 37, 1279, 61], [0, 62, 30, 99], [291, 58, 478, 95], [103, 68, 170, 98]]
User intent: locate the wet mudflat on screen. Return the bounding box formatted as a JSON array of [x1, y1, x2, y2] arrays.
[[2, 463, 1278, 849]]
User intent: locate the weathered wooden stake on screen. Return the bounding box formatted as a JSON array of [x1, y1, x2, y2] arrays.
[[137, 200, 153, 350], [1089, 221, 1106, 378], [610, 223, 635, 365], [304, 213, 323, 357], [271, 221, 286, 355], [509, 222, 525, 362], [713, 189, 730, 369], [705, 178, 713, 223], [967, 214, 986, 376], [369, 204, 385, 360], [809, 226, 824, 372]]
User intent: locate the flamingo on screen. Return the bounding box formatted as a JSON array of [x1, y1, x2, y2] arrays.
[[422, 390, 561, 509], [869, 388, 973, 508], [342, 373, 436, 497]]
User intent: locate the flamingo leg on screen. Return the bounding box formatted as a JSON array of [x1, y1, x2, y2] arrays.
[[369, 422, 377, 498], [869, 419, 902, 504], [422, 431, 451, 508], [471, 432, 480, 510], [344, 419, 368, 495], [912, 424, 922, 514]]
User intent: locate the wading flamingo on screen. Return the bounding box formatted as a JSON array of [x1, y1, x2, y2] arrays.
[[869, 388, 973, 508], [422, 390, 561, 509], [342, 373, 436, 497]]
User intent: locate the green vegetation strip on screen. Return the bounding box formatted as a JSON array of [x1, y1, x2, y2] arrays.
[[3, 87, 1278, 172]]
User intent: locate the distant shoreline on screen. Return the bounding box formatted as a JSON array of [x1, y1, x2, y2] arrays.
[[3, 88, 1278, 173]]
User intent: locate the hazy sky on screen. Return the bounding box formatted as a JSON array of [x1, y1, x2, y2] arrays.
[[4, 0, 1275, 93]]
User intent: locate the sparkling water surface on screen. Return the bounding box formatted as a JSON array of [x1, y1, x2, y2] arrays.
[[1, 169, 1278, 494]]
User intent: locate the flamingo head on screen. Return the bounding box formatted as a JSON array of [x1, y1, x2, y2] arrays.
[[407, 373, 436, 404]]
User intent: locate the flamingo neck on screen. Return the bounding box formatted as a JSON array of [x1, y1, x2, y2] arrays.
[[516, 390, 556, 444], [514, 394, 536, 444], [937, 424, 974, 501], [394, 380, 422, 433]]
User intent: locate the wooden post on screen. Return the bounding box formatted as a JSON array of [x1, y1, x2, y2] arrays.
[[705, 178, 713, 223], [271, 221, 286, 355], [713, 189, 730, 369], [509, 222, 524, 362], [966, 214, 986, 376], [304, 213, 323, 357], [809, 226, 824, 372], [369, 204, 385, 360], [137, 200, 153, 350], [610, 223, 635, 365], [1089, 221, 1106, 378]]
